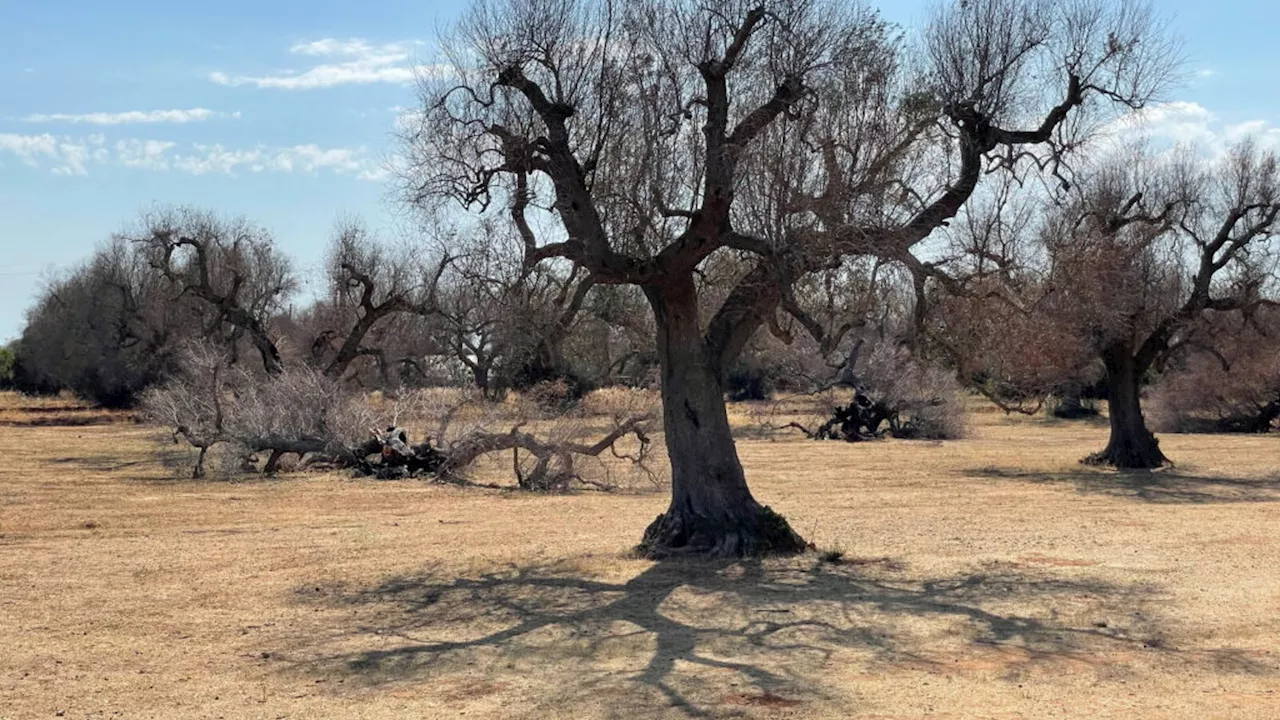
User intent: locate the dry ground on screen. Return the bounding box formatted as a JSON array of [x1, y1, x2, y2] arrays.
[[1, 392, 1279, 719]]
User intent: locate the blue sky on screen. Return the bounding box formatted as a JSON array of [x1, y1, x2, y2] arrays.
[[1, 0, 1277, 341]]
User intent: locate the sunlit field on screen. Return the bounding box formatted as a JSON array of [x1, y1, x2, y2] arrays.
[[2, 392, 1278, 719]]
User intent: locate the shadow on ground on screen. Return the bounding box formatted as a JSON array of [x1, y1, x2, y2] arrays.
[[275, 556, 1275, 717], [970, 466, 1280, 504]]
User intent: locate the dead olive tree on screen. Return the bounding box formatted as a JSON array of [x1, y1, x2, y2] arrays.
[[1043, 143, 1280, 467], [144, 343, 658, 485], [424, 226, 597, 397], [129, 207, 297, 375], [309, 220, 451, 382], [402, 0, 1175, 556], [938, 142, 1280, 467]]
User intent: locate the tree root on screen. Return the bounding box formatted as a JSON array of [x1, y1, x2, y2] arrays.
[[636, 504, 809, 559]]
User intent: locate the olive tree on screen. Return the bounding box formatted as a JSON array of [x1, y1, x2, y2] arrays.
[[1047, 143, 1279, 467], [129, 207, 297, 375], [308, 220, 451, 381], [402, 0, 1176, 556], [14, 238, 182, 406]]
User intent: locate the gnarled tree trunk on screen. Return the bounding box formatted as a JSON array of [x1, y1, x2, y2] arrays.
[[636, 279, 807, 559], [1085, 349, 1168, 469]]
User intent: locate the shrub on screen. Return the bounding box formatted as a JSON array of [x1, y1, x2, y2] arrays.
[[0, 346, 14, 389], [1149, 311, 1280, 434], [854, 342, 967, 440]]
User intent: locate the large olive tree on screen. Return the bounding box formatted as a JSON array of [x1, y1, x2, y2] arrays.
[[1047, 144, 1279, 467], [402, 0, 1177, 556]]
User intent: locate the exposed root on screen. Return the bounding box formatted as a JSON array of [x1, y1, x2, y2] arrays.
[[636, 504, 809, 559], [1081, 437, 1169, 470]]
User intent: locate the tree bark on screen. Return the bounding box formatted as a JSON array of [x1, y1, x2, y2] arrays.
[[1084, 349, 1168, 469], [636, 277, 807, 559]]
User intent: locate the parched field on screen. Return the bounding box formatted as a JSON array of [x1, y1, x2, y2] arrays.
[[1, 394, 1278, 719]]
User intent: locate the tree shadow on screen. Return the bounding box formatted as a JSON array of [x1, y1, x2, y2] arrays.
[[273, 555, 1275, 716], [968, 466, 1280, 504], [47, 455, 154, 472]]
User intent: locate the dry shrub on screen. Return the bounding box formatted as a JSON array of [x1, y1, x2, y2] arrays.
[[1150, 348, 1280, 434], [854, 343, 967, 440], [580, 386, 662, 420], [141, 342, 377, 477], [742, 343, 966, 442], [529, 379, 577, 410]]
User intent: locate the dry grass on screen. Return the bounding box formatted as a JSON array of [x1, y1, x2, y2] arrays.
[[2, 392, 1279, 719]]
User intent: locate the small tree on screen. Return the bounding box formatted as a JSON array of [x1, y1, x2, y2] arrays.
[[0, 345, 16, 390]]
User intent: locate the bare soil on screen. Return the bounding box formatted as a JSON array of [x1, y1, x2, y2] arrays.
[[1, 393, 1278, 719]]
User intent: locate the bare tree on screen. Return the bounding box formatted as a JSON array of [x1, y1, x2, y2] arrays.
[[129, 207, 297, 375], [402, 0, 1176, 556], [935, 141, 1280, 465], [429, 227, 596, 396], [1039, 143, 1280, 467], [568, 283, 659, 387], [309, 220, 449, 380]]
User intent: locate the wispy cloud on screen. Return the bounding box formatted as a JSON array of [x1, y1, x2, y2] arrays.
[[173, 143, 389, 180], [116, 139, 178, 170], [1, 132, 385, 180], [0, 133, 106, 175], [1103, 101, 1280, 156], [23, 108, 238, 125], [210, 38, 420, 89], [0, 133, 58, 165]]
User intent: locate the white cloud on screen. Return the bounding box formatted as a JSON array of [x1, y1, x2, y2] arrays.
[[116, 139, 178, 170], [271, 144, 364, 173], [52, 142, 92, 176], [172, 144, 267, 175], [169, 143, 386, 178], [0, 133, 104, 176], [1102, 101, 1280, 156], [23, 108, 236, 125], [1, 133, 385, 180], [0, 133, 59, 166], [209, 38, 419, 89]]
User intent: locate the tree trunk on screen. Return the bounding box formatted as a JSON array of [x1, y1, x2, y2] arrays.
[[474, 362, 497, 400], [193, 446, 208, 479], [1084, 350, 1168, 469], [263, 449, 287, 476], [636, 279, 807, 559]]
